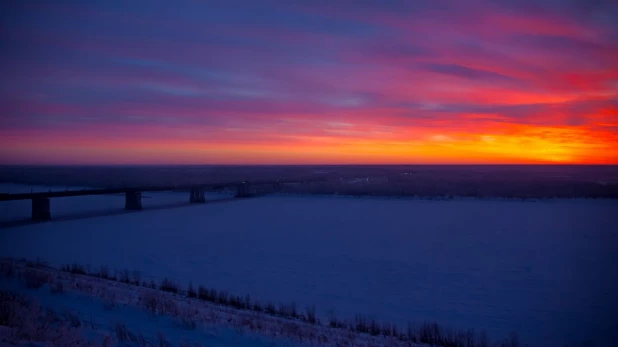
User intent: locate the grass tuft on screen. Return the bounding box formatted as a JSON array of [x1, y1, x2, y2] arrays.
[[159, 278, 179, 293], [23, 269, 48, 289]]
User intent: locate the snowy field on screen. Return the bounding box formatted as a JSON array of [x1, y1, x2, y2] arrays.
[[1, 184, 617, 346]]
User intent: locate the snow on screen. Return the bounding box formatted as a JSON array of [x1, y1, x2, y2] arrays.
[[0, 263, 311, 347], [1, 184, 618, 346], [0, 260, 423, 347]]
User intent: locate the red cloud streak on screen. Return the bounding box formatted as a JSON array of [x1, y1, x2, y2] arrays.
[[1, 0, 617, 164]]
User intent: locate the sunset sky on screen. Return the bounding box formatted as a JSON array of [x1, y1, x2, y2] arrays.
[[1, 0, 617, 165]]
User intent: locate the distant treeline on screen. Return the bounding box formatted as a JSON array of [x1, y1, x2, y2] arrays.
[[276, 179, 618, 199], [1, 165, 617, 199]]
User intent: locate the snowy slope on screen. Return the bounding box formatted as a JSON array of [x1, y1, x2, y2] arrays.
[[0, 259, 423, 347]]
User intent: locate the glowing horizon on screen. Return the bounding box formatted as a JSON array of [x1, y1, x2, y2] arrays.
[[1, 1, 617, 165]]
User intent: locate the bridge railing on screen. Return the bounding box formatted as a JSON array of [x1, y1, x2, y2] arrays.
[[0, 178, 326, 221]]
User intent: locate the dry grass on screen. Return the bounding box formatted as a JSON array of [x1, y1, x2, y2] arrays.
[[50, 280, 65, 295], [0, 290, 94, 346], [22, 268, 49, 289], [5, 257, 525, 347]]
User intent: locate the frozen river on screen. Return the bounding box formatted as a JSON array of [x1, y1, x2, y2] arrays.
[[1, 184, 617, 346]]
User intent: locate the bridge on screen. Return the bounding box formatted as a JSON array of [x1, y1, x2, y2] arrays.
[[0, 178, 320, 221]]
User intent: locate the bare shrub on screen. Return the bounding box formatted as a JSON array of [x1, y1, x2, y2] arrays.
[[354, 314, 369, 333], [180, 340, 202, 347], [142, 291, 163, 314], [3, 296, 47, 340], [178, 309, 197, 330], [380, 321, 393, 336], [180, 317, 197, 330], [25, 258, 48, 269], [392, 323, 400, 339], [369, 318, 381, 336], [230, 295, 245, 309], [187, 282, 197, 298], [252, 301, 263, 312], [63, 311, 81, 328], [103, 298, 116, 311], [83, 316, 97, 330], [159, 278, 179, 293], [102, 335, 113, 347], [305, 305, 316, 324], [0, 262, 16, 278], [50, 281, 64, 295], [0, 290, 20, 326], [419, 322, 442, 345], [141, 291, 179, 316], [115, 322, 136, 342], [500, 332, 519, 347], [477, 331, 489, 347], [217, 290, 229, 305], [157, 332, 172, 347], [132, 270, 141, 285], [464, 329, 476, 347], [98, 266, 110, 279], [281, 322, 301, 338], [407, 322, 417, 342], [135, 332, 149, 346], [265, 302, 276, 315], [162, 298, 180, 316], [100, 289, 117, 311], [115, 322, 129, 341], [277, 301, 298, 318], [197, 285, 210, 301], [328, 309, 345, 329], [0, 290, 89, 344], [23, 269, 48, 289], [119, 269, 131, 284], [62, 263, 87, 275]]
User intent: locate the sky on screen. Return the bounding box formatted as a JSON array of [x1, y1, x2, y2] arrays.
[[1, 0, 617, 165]]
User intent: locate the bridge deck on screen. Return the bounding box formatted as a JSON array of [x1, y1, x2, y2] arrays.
[[0, 178, 319, 201]]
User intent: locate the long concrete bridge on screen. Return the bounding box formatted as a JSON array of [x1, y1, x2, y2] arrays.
[[0, 179, 320, 221]]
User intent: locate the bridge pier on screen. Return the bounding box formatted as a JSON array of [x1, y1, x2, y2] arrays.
[[235, 182, 252, 198], [125, 191, 143, 210], [189, 187, 206, 203], [32, 197, 51, 221]]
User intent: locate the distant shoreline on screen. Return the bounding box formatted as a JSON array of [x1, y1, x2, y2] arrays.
[[1, 165, 617, 199], [1, 163, 618, 167], [2, 182, 618, 201]]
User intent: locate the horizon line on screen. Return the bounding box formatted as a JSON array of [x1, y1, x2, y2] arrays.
[[1, 163, 617, 167]]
